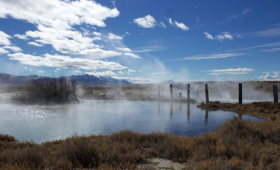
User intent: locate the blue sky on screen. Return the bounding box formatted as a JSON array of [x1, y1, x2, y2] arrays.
[[0, 0, 280, 83]]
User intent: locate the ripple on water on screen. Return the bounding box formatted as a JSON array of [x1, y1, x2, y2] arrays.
[[0, 100, 264, 143]]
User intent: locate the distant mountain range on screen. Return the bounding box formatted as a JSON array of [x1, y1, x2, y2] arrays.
[[0, 73, 131, 85]]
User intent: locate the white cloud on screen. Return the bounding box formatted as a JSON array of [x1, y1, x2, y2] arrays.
[[174, 21, 189, 31], [181, 53, 245, 60], [242, 9, 250, 15], [0, 47, 9, 54], [3, 46, 22, 52], [167, 18, 189, 31], [25, 25, 101, 54], [28, 42, 44, 47], [0, 0, 122, 58], [85, 70, 117, 77], [159, 22, 166, 28], [225, 42, 280, 52], [128, 69, 136, 73], [38, 70, 45, 73], [254, 27, 280, 37], [118, 71, 124, 74], [54, 68, 61, 73], [8, 53, 127, 71], [108, 32, 123, 40], [168, 18, 174, 25], [111, 0, 116, 7], [14, 34, 28, 40], [0, 31, 11, 45], [69, 70, 82, 75], [124, 52, 141, 59], [209, 68, 254, 75], [258, 72, 280, 80], [93, 32, 101, 37], [115, 47, 132, 52], [151, 72, 167, 75], [215, 32, 233, 41], [132, 45, 164, 53], [0, 0, 119, 27], [225, 9, 251, 22], [24, 67, 32, 71], [261, 47, 280, 52], [126, 32, 130, 35], [236, 34, 242, 39], [204, 32, 234, 41], [203, 32, 214, 40], [82, 48, 122, 59], [112, 76, 152, 84], [133, 15, 157, 28]]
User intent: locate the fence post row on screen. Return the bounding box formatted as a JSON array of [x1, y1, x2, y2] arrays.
[[163, 83, 277, 104]]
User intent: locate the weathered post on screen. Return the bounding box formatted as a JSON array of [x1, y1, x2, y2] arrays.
[[170, 84, 173, 100], [205, 84, 209, 104], [179, 92, 182, 110], [187, 84, 190, 104], [141, 87, 143, 100], [179, 92, 182, 101], [273, 85, 278, 103], [239, 83, 242, 104], [158, 85, 160, 100], [187, 84, 190, 121]]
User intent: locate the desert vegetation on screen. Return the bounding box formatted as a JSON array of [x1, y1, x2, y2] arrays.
[[0, 102, 280, 169], [12, 76, 78, 104]]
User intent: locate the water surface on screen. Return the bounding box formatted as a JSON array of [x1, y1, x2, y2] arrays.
[[0, 100, 263, 143]]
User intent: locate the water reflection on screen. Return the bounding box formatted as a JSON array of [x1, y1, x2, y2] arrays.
[[0, 100, 264, 143], [187, 103, 190, 122], [170, 102, 173, 118], [158, 102, 160, 115], [205, 110, 208, 125]]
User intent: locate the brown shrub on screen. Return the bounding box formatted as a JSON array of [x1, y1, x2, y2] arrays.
[[13, 76, 78, 104], [0, 134, 16, 142]]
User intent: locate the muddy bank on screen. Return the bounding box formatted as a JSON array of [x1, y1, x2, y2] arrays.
[[197, 101, 280, 119]]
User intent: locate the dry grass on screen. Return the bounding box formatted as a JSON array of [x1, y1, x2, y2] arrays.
[[1, 102, 280, 169]]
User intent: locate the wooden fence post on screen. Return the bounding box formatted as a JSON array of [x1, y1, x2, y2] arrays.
[[187, 84, 190, 104], [158, 85, 160, 100], [179, 92, 182, 101], [205, 84, 209, 103], [273, 85, 278, 103], [239, 83, 242, 104], [170, 84, 173, 100]]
